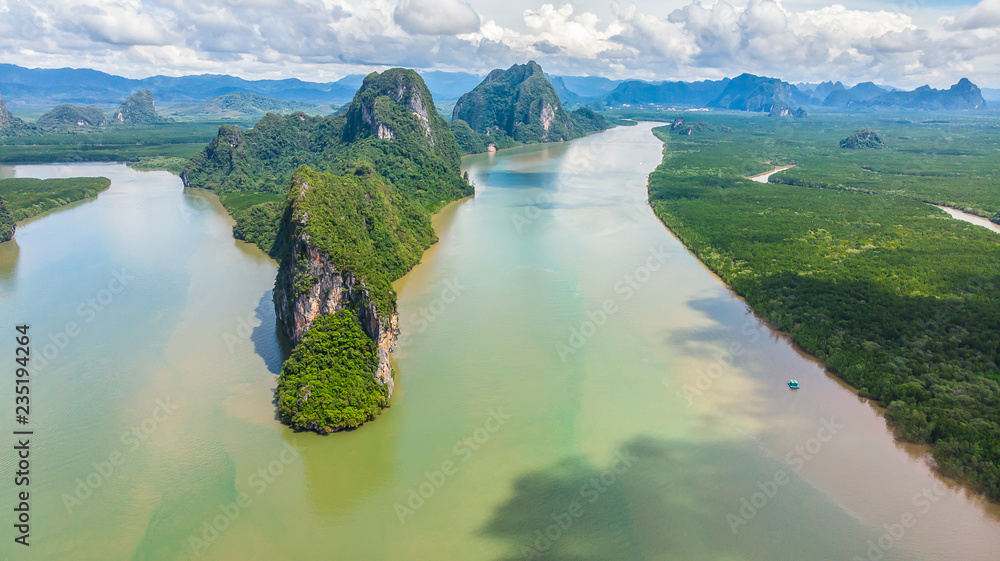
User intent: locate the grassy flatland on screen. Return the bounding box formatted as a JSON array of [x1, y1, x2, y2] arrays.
[[0, 122, 234, 165], [646, 113, 1000, 500]]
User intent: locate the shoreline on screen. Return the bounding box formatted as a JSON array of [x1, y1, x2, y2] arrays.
[[645, 134, 1000, 508], [933, 204, 1000, 234]]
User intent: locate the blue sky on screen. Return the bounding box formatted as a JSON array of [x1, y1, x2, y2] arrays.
[[0, 0, 997, 87]]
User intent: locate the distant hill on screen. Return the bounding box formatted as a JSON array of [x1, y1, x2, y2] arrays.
[[808, 81, 845, 101], [36, 104, 106, 129], [861, 79, 986, 110], [709, 73, 811, 112], [547, 75, 585, 107], [558, 76, 623, 99], [0, 88, 31, 136], [417, 71, 485, 100], [605, 79, 730, 108], [451, 61, 611, 152], [0, 63, 364, 108], [167, 91, 326, 119], [840, 127, 887, 149], [114, 89, 165, 124], [822, 82, 891, 108], [848, 82, 889, 101]]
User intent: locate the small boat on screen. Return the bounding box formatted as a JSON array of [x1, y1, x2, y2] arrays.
[[788, 379, 800, 389]]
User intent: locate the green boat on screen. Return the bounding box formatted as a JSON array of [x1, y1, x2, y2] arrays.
[[788, 379, 800, 389]]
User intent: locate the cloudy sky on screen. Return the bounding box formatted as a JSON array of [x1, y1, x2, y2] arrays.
[[0, 0, 998, 87]]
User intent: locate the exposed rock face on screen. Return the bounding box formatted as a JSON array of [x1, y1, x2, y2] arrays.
[[273, 176, 398, 396], [452, 60, 577, 143], [114, 89, 162, 124], [344, 68, 439, 146], [274, 239, 398, 395]]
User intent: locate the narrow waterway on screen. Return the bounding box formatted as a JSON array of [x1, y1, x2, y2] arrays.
[[1, 126, 999, 560], [933, 204, 1000, 234]]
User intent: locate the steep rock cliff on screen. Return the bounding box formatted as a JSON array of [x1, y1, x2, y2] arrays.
[[272, 163, 438, 408], [451, 61, 610, 152], [273, 213, 398, 395]]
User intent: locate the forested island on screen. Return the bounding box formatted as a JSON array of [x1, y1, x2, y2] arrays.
[[181, 62, 599, 432], [183, 68, 473, 431], [645, 114, 1000, 500], [0, 176, 112, 242]]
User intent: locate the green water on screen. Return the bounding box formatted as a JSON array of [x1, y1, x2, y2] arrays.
[[1, 125, 999, 560]]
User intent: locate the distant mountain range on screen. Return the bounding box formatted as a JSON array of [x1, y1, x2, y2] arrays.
[[0, 63, 366, 109], [165, 91, 328, 119], [0, 63, 991, 121], [601, 73, 986, 112]]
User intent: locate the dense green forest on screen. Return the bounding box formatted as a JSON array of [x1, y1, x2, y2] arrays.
[[646, 114, 1000, 500], [0, 122, 226, 164], [0, 197, 14, 243], [0, 176, 111, 222], [275, 309, 388, 432]]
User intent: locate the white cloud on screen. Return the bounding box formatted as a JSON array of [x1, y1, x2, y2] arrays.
[[394, 0, 481, 35], [944, 0, 1000, 31], [69, 0, 174, 46], [0, 0, 995, 88]]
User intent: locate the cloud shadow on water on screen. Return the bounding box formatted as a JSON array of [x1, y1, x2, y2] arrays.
[[479, 436, 914, 561]]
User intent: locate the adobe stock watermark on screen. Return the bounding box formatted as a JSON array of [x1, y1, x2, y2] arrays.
[[556, 246, 671, 362], [62, 396, 180, 513], [222, 310, 262, 353], [394, 407, 510, 523], [519, 450, 636, 560], [673, 319, 762, 405], [188, 441, 304, 557], [511, 190, 555, 233], [727, 417, 845, 534], [851, 480, 948, 561], [398, 278, 466, 349], [33, 267, 136, 373]]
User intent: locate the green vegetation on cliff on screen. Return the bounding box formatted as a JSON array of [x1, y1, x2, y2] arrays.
[[183, 68, 471, 256], [37, 104, 107, 129], [289, 164, 436, 315], [0, 176, 112, 222], [185, 67, 472, 432], [114, 89, 164, 125], [275, 309, 388, 432], [451, 61, 611, 153], [646, 114, 1000, 500]]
